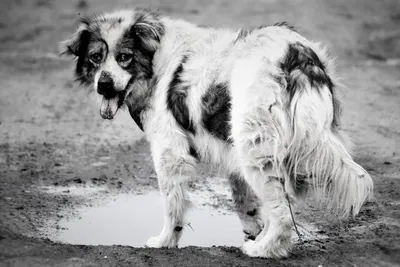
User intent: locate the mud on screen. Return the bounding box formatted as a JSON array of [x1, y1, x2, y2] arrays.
[[0, 0, 400, 266]]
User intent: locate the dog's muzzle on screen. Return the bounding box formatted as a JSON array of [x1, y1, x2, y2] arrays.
[[98, 72, 120, 120], [97, 72, 117, 98]]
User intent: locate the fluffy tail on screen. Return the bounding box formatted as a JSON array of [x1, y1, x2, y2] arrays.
[[281, 42, 373, 218]]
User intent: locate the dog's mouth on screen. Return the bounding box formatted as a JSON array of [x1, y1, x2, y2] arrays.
[[99, 92, 125, 120]]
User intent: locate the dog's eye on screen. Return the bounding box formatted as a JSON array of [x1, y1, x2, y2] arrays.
[[89, 53, 102, 64], [117, 53, 133, 63]]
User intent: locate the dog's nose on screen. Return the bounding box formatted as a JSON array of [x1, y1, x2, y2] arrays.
[[97, 72, 115, 98]]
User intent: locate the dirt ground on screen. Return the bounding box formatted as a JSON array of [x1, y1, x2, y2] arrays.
[[0, 0, 399, 266]]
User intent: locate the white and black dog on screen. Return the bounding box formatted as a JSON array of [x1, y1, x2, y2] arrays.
[[60, 8, 373, 258]]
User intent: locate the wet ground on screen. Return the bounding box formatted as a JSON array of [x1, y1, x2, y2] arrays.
[[42, 185, 244, 247], [0, 0, 400, 266], [40, 186, 327, 248]]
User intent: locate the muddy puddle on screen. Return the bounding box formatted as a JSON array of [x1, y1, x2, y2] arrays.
[[40, 185, 327, 247]]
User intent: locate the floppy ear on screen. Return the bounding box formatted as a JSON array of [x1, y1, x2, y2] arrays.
[[132, 13, 165, 53], [59, 24, 90, 57]]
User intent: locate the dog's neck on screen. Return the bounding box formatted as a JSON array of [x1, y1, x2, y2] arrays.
[[152, 17, 206, 77], [124, 78, 155, 131], [125, 18, 206, 132]]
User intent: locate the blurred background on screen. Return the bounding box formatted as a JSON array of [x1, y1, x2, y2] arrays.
[[0, 0, 399, 266]]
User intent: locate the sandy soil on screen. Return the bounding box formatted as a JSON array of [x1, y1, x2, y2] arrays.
[[0, 0, 399, 266]]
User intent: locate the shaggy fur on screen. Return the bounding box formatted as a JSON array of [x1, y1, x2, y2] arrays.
[[60, 8, 373, 258]]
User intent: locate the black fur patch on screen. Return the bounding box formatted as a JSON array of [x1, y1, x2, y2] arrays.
[[281, 42, 334, 98], [116, 15, 164, 131], [281, 42, 340, 127], [65, 16, 105, 86], [131, 112, 143, 131], [256, 22, 296, 32], [114, 30, 153, 80], [202, 82, 231, 142], [73, 31, 99, 85], [228, 172, 259, 216], [246, 209, 257, 217], [117, 16, 164, 80], [271, 21, 297, 32], [174, 226, 183, 232], [246, 234, 256, 241], [189, 143, 199, 160], [234, 28, 252, 43], [125, 77, 158, 131], [126, 99, 144, 131], [166, 56, 196, 134]]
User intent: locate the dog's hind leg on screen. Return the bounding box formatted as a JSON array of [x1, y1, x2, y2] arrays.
[[145, 147, 197, 248], [241, 174, 292, 258], [231, 116, 293, 258], [230, 56, 293, 258], [229, 172, 264, 241], [231, 114, 293, 258]]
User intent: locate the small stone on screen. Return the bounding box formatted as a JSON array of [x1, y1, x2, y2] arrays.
[[73, 178, 83, 184]]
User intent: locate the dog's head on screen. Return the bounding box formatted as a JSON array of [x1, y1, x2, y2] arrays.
[[60, 9, 164, 119]]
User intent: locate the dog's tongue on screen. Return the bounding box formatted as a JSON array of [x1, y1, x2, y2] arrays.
[[100, 97, 119, 120]]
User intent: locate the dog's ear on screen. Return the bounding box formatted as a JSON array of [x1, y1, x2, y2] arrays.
[[59, 23, 90, 57], [131, 12, 165, 53]]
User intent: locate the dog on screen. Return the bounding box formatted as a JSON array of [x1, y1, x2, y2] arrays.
[[60, 8, 373, 258]]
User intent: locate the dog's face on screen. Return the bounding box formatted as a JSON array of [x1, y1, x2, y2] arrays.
[[60, 10, 164, 119]]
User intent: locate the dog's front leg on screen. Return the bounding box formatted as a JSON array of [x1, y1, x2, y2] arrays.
[[145, 175, 189, 248], [146, 148, 196, 248]]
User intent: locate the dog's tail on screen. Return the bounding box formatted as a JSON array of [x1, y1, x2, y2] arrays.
[[281, 42, 373, 218]]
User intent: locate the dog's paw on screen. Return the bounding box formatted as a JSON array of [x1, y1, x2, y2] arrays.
[[241, 239, 290, 258], [241, 240, 265, 258], [145, 235, 177, 248]]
